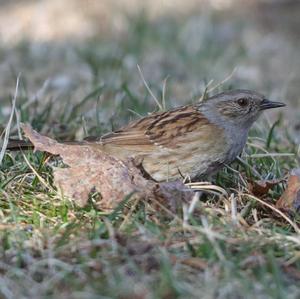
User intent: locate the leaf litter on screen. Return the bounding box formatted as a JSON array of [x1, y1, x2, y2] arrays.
[[22, 123, 194, 212], [276, 168, 300, 214]]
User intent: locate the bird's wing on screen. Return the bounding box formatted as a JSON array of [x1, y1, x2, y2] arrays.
[[84, 105, 212, 154]]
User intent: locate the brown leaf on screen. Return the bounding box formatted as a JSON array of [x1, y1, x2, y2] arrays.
[[22, 124, 193, 212], [276, 168, 300, 213], [248, 179, 283, 197]]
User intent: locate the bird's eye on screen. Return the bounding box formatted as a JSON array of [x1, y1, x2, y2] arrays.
[[237, 98, 249, 107]]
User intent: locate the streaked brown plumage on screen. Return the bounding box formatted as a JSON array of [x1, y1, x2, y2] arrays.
[[87, 104, 226, 181], [7, 90, 286, 182], [82, 89, 285, 181]]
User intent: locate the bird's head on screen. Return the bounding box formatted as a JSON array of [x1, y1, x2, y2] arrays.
[[201, 89, 286, 129]]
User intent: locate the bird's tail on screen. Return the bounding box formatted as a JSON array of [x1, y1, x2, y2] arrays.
[[5, 139, 34, 151], [5, 138, 88, 151]]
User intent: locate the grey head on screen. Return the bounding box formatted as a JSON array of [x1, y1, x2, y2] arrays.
[[199, 89, 286, 130]]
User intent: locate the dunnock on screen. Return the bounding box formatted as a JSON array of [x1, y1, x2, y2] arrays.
[[85, 89, 285, 181], [8, 89, 285, 182]]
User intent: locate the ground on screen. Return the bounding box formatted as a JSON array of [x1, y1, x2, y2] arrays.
[[0, 1, 300, 298]]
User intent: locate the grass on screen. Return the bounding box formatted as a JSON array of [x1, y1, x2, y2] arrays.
[[0, 10, 300, 299]]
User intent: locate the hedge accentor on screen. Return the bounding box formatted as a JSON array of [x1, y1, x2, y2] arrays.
[[85, 89, 285, 181], [8, 89, 285, 182]]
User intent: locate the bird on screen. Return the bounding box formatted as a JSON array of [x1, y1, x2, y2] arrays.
[[7, 89, 285, 182]]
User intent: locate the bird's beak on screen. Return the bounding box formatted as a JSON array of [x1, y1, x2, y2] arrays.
[[259, 99, 286, 110]]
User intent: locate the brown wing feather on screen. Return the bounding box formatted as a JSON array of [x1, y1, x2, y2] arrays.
[[100, 105, 208, 146], [98, 110, 171, 147], [85, 104, 210, 158], [146, 106, 210, 148]]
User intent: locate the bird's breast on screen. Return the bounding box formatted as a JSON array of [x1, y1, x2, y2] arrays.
[[223, 127, 248, 164], [142, 129, 230, 181]]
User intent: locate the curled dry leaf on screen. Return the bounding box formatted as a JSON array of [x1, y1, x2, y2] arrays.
[[22, 124, 193, 212], [276, 168, 300, 213], [248, 179, 283, 197]]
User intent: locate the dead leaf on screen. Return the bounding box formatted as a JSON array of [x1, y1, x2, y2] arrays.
[[276, 168, 300, 213], [248, 179, 283, 197], [22, 124, 193, 212]]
